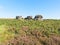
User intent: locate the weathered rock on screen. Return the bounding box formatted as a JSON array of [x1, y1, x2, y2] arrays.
[[16, 16, 23, 20], [25, 16, 32, 20], [34, 15, 43, 20]]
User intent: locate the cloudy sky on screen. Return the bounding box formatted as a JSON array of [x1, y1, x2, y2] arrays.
[[0, 0, 60, 19]]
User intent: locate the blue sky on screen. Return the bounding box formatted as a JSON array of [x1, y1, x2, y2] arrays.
[[0, 0, 60, 19]]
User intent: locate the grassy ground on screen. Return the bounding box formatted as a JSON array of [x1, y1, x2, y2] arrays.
[[0, 19, 60, 45]]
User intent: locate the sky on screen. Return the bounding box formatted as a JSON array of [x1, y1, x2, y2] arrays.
[[0, 0, 60, 19]]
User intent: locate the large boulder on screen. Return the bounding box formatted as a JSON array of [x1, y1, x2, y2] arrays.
[[34, 15, 43, 20], [16, 16, 23, 19], [25, 16, 32, 20]]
